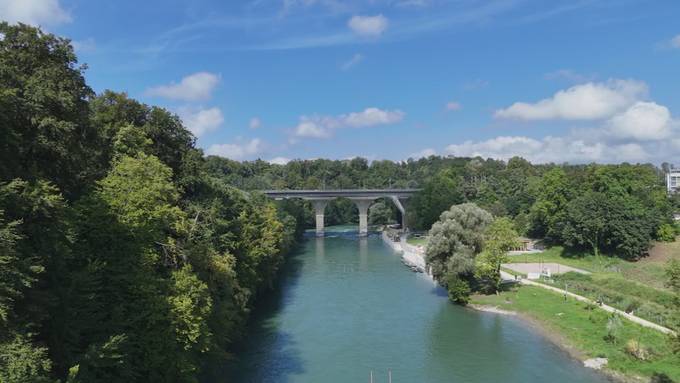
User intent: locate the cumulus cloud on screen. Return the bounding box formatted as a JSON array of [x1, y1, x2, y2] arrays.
[[249, 117, 262, 129], [446, 136, 544, 160], [445, 135, 651, 164], [670, 34, 680, 49], [146, 72, 220, 101], [269, 157, 291, 165], [293, 107, 404, 139], [344, 107, 404, 127], [607, 102, 673, 141], [294, 120, 333, 138], [178, 107, 223, 137], [445, 101, 462, 111], [495, 79, 647, 120], [460, 79, 678, 164], [206, 138, 263, 160], [0, 0, 71, 26], [341, 53, 364, 70], [445, 102, 679, 164], [348, 15, 388, 37]]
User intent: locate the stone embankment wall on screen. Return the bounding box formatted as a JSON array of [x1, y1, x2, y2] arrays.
[[381, 231, 430, 276]]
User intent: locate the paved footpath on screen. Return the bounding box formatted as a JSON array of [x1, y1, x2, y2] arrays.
[[500, 270, 676, 335]]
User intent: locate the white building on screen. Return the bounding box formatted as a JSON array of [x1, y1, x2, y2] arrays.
[[667, 166, 680, 194]]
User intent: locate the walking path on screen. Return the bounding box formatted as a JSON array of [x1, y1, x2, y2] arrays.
[[499, 270, 676, 335]]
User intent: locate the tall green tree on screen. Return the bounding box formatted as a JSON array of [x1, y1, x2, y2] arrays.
[[475, 217, 519, 293], [0, 23, 98, 197], [410, 170, 463, 230], [425, 203, 493, 303]]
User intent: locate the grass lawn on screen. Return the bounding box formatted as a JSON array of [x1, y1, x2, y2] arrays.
[[471, 285, 680, 381], [544, 273, 677, 328], [506, 242, 680, 290], [406, 236, 428, 246]]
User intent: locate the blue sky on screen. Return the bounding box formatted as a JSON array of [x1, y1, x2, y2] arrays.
[[2, 0, 680, 164]]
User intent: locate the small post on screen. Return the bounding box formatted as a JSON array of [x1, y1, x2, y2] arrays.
[[388, 369, 392, 383], [370, 370, 373, 383]]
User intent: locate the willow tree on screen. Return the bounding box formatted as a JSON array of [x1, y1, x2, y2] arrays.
[[425, 203, 492, 303]]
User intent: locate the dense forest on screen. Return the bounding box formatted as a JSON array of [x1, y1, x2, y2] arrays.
[[1, 22, 678, 382], [0, 23, 302, 382], [207, 155, 678, 259]]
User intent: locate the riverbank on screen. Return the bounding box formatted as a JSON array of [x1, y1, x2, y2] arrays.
[[471, 285, 680, 382], [380, 230, 430, 274]]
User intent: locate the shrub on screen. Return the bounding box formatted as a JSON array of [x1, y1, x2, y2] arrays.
[[657, 224, 677, 242], [604, 315, 623, 344], [445, 273, 471, 305], [624, 339, 650, 361]]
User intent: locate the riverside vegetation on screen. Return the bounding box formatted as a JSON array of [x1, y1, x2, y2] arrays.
[[2, 22, 680, 382], [0, 23, 304, 382]]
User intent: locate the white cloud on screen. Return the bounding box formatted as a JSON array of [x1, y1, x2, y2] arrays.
[[607, 102, 673, 141], [269, 157, 291, 165], [670, 34, 680, 49], [146, 72, 220, 101], [446, 136, 544, 160], [495, 79, 647, 121], [178, 107, 224, 137], [445, 101, 462, 111], [344, 107, 404, 127], [294, 120, 333, 138], [293, 107, 405, 139], [348, 14, 388, 37], [341, 53, 364, 70], [206, 138, 263, 160], [0, 0, 71, 26], [444, 135, 649, 164], [410, 148, 436, 158], [249, 117, 262, 129]]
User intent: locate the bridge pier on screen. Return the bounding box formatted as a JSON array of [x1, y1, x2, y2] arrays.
[[390, 196, 407, 230], [310, 199, 329, 237], [352, 198, 374, 236]]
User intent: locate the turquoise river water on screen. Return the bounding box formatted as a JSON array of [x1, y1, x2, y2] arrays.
[[219, 228, 610, 383]]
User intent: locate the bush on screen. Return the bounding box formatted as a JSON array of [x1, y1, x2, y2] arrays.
[[604, 315, 623, 344], [445, 273, 471, 305], [657, 224, 677, 242], [650, 373, 675, 383], [624, 339, 651, 361]]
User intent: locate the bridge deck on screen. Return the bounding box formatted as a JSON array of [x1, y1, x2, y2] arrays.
[[263, 189, 419, 199]]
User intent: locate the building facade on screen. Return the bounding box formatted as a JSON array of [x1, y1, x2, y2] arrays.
[[667, 166, 680, 194]]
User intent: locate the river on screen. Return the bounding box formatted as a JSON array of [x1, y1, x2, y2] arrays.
[[220, 227, 609, 383]]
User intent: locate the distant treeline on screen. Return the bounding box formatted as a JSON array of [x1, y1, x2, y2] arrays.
[[206, 155, 678, 259], [0, 23, 302, 382]]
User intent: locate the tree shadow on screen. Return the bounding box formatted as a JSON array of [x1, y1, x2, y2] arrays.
[[203, 245, 307, 382], [430, 285, 449, 298]]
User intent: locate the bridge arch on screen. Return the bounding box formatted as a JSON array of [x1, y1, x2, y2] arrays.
[[263, 189, 419, 236]]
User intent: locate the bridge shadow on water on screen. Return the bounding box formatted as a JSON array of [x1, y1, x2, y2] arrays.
[[202, 242, 307, 383]]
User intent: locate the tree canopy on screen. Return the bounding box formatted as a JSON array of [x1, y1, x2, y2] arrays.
[[0, 23, 300, 382]]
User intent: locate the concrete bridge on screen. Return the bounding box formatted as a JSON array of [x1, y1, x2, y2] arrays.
[[263, 189, 419, 236]]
